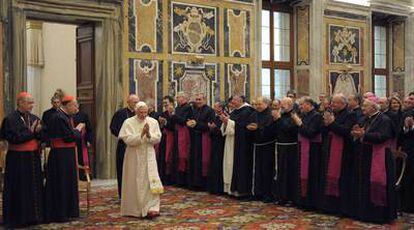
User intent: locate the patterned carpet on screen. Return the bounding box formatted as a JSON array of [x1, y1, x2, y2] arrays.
[[18, 180, 414, 229]]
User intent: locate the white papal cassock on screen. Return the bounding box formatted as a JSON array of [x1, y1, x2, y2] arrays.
[[118, 116, 163, 217]]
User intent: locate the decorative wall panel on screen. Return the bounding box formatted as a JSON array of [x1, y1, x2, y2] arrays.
[[324, 14, 367, 95], [329, 25, 361, 65], [169, 61, 218, 104], [392, 21, 405, 72], [297, 6, 309, 65], [124, 0, 256, 107], [129, 59, 163, 110], [392, 74, 405, 97], [128, 0, 163, 53], [171, 2, 217, 55], [224, 9, 250, 57], [297, 69, 309, 97], [225, 63, 249, 99], [225, 0, 254, 4], [329, 70, 361, 97]]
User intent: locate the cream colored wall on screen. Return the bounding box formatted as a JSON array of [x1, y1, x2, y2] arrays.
[[39, 22, 77, 115]]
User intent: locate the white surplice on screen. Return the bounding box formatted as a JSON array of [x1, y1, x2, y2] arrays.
[[118, 116, 163, 217], [221, 119, 235, 195]]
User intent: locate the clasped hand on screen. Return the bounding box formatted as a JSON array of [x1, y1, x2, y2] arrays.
[[141, 123, 151, 138]]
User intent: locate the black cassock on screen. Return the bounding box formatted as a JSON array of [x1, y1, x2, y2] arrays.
[[385, 110, 403, 136], [297, 109, 323, 210], [0, 110, 44, 228], [109, 107, 135, 198], [399, 109, 414, 212], [45, 109, 80, 222], [321, 108, 356, 215], [230, 105, 255, 196], [41, 107, 59, 144], [352, 112, 397, 223], [350, 106, 364, 123], [157, 111, 175, 185], [207, 115, 225, 194], [171, 103, 193, 186], [250, 107, 274, 202], [73, 111, 93, 180], [266, 110, 299, 204], [188, 105, 215, 189]]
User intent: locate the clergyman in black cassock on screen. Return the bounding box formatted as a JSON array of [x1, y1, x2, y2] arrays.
[[73, 110, 93, 180], [157, 96, 176, 185], [41, 95, 61, 145], [221, 95, 255, 197], [321, 94, 356, 214], [45, 95, 81, 222], [187, 94, 215, 190], [293, 97, 323, 210], [266, 97, 299, 205], [207, 102, 226, 194], [398, 107, 414, 212], [351, 99, 397, 223], [1, 92, 44, 228], [170, 92, 193, 187], [109, 94, 139, 198], [249, 97, 274, 202]]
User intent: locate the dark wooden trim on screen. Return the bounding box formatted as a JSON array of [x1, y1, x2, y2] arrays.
[[261, 3, 294, 100], [372, 23, 389, 96]]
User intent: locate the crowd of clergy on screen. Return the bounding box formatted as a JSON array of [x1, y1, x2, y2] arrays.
[[2, 87, 414, 228], [111, 89, 414, 224]]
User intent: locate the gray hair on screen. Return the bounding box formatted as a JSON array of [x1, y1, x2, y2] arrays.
[[135, 101, 148, 109], [332, 93, 348, 104]]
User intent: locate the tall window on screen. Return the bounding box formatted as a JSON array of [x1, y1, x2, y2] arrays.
[[373, 25, 388, 97], [261, 2, 293, 100]]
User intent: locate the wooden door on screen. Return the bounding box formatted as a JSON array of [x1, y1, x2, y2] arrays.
[[76, 24, 96, 177]]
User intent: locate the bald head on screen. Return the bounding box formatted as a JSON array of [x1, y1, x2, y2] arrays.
[[378, 97, 389, 112], [280, 97, 294, 113], [362, 99, 379, 116], [17, 92, 34, 113], [127, 94, 140, 110]]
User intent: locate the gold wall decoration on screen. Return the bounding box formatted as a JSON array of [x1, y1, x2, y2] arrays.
[[392, 74, 404, 97], [296, 69, 309, 97], [171, 2, 217, 55], [296, 6, 309, 65], [225, 63, 249, 98], [324, 16, 367, 94], [132, 59, 162, 108], [124, 0, 257, 104], [392, 21, 405, 72], [225, 9, 248, 57], [130, 0, 162, 52]]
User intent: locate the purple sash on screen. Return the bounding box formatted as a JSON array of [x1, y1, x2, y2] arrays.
[[80, 129, 89, 168], [176, 125, 190, 172], [325, 132, 344, 197], [164, 129, 174, 174], [201, 132, 211, 177], [299, 134, 322, 197], [370, 140, 390, 207]]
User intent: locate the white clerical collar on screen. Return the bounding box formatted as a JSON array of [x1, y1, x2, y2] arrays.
[[369, 111, 380, 118]]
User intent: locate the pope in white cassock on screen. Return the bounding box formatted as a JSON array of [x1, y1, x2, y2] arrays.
[[118, 101, 163, 219]]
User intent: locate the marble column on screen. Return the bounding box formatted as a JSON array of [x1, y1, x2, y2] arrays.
[[309, 0, 325, 99], [405, 13, 414, 94], [26, 20, 44, 116]]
